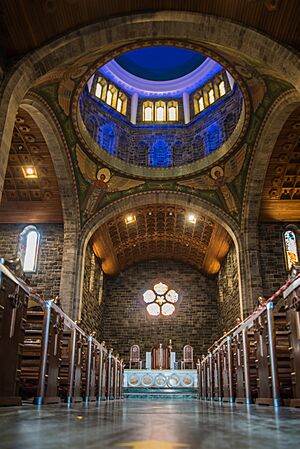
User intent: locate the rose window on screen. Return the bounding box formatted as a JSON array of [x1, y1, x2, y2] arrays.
[[143, 282, 179, 316]]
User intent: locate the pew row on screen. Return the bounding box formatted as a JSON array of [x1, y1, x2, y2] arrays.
[[198, 269, 300, 407], [0, 260, 124, 406]]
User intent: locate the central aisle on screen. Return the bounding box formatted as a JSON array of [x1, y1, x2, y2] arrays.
[[0, 399, 299, 449]]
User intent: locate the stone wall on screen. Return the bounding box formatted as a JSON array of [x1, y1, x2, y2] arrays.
[[80, 83, 242, 167], [0, 223, 63, 298], [102, 259, 219, 364], [80, 243, 105, 339], [258, 222, 300, 297], [217, 244, 240, 333]]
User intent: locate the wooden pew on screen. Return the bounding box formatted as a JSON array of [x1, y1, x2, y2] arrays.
[[284, 269, 300, 407], [0, 262, 28, 405]]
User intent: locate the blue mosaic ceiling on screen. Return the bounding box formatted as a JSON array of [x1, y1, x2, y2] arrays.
[[115, 46, 207, 81]]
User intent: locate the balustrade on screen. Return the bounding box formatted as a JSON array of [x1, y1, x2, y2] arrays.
[[0, 260, 124, 406]]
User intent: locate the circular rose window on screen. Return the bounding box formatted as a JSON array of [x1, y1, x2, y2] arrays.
[[143, 282, 179, 317]]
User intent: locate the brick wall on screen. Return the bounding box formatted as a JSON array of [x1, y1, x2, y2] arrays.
[[102, 259, 219, 364], [258, 222, 300, 297], [0, 223, 63, 298], [80, 243, 105, 339], [80, 83, 242, 167], [217, 244, 240, 333]]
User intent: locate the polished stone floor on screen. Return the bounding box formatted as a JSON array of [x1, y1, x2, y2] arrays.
[[0, 399, 299, 449]]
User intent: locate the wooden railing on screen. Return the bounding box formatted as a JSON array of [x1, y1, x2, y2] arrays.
[[197, 268, 300, 407], [0, 259, 124, 406]]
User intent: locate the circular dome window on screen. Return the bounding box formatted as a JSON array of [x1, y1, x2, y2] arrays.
[[77, 44, 246, 178]]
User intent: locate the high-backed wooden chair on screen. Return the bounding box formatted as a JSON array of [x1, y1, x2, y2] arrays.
[[181, 345, 194, 369], [129, 344, 142, 369]]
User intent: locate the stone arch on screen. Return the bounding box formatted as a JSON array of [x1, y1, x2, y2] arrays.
[[241, 91, 300, 308], [1, 11, 300, 200], [74, 190, 249, 321], [20, 96, 80, 317]]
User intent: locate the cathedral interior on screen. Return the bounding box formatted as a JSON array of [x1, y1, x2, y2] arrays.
[[0, 1, 300, 448]]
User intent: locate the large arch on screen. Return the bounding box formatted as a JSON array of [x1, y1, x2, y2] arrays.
[[20, 96, 80, 317], [0, 11, 300, 202], [74, 190, 249, 321], [241, 90, 300, 307]]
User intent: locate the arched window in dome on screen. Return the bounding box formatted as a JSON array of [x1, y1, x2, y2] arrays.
[[95, 77, 107, 100], [167, 101, 178, 121], [19, 225, 40, 273], [283, 229, 299, 271], [208, 88, 215, 104], [106, 85, 114, 106], [101, 124, 115, 155], [155, 101, 166, 121], [206, 123, 221, 154], [198, 96, 205, 112], [218, 80, 226, 97], [149, 140, 172, 167], [143, 101, 154, 122]]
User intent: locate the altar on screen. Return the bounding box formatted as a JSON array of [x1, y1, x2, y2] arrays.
[[124, 369, 198, 397]]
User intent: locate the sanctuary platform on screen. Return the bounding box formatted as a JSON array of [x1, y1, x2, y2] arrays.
[[124, 369, 198, 398]]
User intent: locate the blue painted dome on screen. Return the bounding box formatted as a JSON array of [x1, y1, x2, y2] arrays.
[[115, 46, 206, 81]]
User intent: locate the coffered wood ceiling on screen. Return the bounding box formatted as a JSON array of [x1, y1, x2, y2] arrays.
[[260, 106, 300, 222], [0, 1, 299, 58], [0, 108, 63, 223], [91, 205, 232, 276]]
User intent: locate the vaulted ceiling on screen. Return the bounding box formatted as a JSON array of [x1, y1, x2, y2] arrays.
[[0, 108, 63, 223], [0, 0, 299, 58], [91, 204, 232, 276], [260, 106, 300, 222]]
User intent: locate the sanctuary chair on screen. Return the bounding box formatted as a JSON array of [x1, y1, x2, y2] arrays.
[[181, 345, 194, 369], [129, 344, 142, 369]]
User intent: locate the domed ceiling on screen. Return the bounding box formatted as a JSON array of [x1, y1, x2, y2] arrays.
[[78, 44, 245, 177], [115, 46, 207, 81]]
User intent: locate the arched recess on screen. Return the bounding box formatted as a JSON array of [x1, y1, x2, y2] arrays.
[[74, 191, 248, 321], [0, 11, 300, 201], [20, 96, 80, 317], [241, 91, 300, 308]]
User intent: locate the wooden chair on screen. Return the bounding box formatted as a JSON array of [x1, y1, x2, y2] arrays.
[[129, 344, 142, 369], [181, 345, 194, 369]]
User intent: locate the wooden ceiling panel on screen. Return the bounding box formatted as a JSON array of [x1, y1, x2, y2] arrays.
[[0, 108, 63, 223], [92, 204, 232, 276], [0, 1, 299, 57], [260, 106, 300, 221]]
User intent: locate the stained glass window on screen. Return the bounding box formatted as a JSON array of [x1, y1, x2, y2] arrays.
[[283, 230, 299, 270], [21, 226, 40, 272], [143, 282, 179, 316], [218, 80, 226, 97], [208, 88, 215, 104], [143, 102, 153, 121], [198, 96, 204, 112], [155, 101, 166, 121]]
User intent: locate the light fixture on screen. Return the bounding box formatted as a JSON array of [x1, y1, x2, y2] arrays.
[[22, 166, 38, 179], [188, 213, 196, 224], [125, 214, 136, 224]]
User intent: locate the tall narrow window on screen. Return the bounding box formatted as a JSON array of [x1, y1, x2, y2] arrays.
[[89, 252, 95, 292], [143, 102, 153, 121], [155, 101, 166, 121], [106, 88, 113, 106], [208, 88, 215, 104], [167, 101, 178, 121], [22, 226, 40, 272], [198, 96, 205, 112], [117, 97, 123, 113], [283, 229, 299, 270], [98, 270, 104, 305], [218, 80, 226, 97], [95, 82, 103, 99]]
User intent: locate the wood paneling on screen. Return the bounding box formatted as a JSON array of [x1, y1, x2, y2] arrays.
[[92, 204, 232, 275], [0, 0, 299, 57], [0, 108, 63, 223], [260, 106, 300, 222]]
